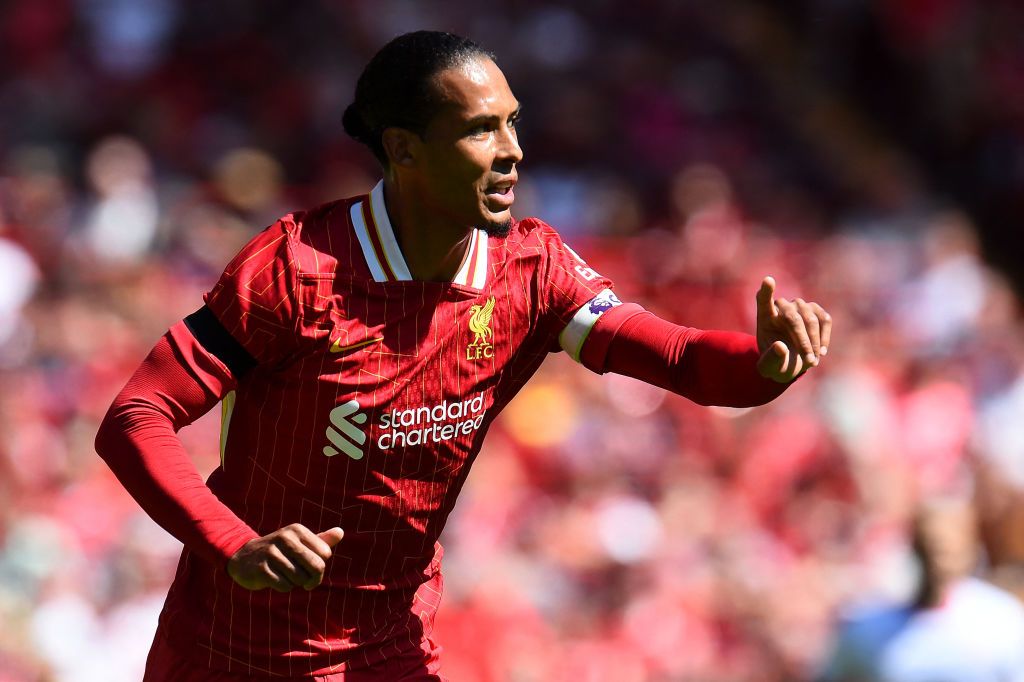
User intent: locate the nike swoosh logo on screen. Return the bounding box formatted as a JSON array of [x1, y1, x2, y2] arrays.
[[330, 336, 383, 354]]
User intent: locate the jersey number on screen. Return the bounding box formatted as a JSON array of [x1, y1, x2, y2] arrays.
[[564, 244, 601, 282]]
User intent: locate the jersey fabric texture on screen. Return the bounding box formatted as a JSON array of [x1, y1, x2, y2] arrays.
[[144, 624, 443, 682], [153, 181, 614, 677]]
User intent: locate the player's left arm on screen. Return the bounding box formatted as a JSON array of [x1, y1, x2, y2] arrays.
[[536, 221, 830, 406], [574, 276, 831, 407]]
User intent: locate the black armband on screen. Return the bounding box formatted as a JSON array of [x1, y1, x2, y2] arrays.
[[183, 306, 257, 378]]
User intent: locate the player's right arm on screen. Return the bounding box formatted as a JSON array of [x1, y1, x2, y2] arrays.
[[95, 217, 343, 592]]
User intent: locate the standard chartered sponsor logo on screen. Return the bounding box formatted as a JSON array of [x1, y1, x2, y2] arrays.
[[322, 394, 486, 459], [323, 400, 368, 460], [377, 393, 486, 450]]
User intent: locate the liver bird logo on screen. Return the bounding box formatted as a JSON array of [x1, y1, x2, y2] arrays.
[[468, 296, 496, 347]]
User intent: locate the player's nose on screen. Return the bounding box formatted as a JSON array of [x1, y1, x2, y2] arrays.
[[497, 125, 523, 166]]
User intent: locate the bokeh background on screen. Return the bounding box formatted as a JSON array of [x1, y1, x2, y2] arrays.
[[3, 1, 1024, 680]]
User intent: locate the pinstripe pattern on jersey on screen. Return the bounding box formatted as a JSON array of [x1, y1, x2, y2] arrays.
[[160, 208, 611, 677]]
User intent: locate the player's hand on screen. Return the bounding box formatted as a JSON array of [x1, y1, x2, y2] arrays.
[[755, 276, 832, 383], [226, 524, 344, 592]]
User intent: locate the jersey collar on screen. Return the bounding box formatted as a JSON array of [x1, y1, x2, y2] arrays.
[[350, 180, 489, 288]]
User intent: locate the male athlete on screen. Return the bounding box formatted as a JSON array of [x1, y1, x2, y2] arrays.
[[96, 31, 832, 681]]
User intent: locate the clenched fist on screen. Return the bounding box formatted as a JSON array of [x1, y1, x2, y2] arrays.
[[227, 524, 344, 592]]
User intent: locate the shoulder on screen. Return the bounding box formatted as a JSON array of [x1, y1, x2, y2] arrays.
[[284, 197, 354, 245], [275, 196, 363, 277], [288, 197, 353, 236], [499, 216, 571, 261], [509, 216, 560, 245]]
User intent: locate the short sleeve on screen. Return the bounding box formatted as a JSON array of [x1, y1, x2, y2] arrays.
[[532, 220, 621, 359], [203, 216, 300, 367]]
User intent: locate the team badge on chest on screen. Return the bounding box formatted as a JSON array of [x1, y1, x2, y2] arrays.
[[466, 296, 495, 360]]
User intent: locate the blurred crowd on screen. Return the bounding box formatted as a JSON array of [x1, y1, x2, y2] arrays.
[[2, 1, 1024, 681]]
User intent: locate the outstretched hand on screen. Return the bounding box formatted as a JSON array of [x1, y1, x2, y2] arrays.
[[227, 524, 345, 592], [755, 276, 832, 383]]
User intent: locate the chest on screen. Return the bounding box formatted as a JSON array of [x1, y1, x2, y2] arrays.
[[288, 273, 545, 404]]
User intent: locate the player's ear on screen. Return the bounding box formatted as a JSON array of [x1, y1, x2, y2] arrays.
[[381, 128, 420, 168]]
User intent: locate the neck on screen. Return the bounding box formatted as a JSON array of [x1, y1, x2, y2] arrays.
[[382, 177, 474, 282]]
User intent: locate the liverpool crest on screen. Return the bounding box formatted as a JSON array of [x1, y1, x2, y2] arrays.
[[466, 296, 495, 360]]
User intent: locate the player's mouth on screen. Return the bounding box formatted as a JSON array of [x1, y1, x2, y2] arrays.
[[484, 179, 516, 210]]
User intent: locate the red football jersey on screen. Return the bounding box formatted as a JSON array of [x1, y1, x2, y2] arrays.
[[156, 181, 619, 676]]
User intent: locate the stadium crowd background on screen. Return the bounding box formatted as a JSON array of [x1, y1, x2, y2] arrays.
[[2, 1, 1024, 680]]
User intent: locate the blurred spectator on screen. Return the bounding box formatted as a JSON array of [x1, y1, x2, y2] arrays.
[[820, 498, 1024, 682], [81, 136, 159, 265], [0, 228, 38, 354], [76, 0, 178, 80], [896, 210, 989, 354]]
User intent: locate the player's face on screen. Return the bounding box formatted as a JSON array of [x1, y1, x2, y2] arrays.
[[417, 57, 523, 235]]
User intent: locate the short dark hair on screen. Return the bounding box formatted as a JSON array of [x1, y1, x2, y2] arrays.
[[342, 31, 495, 165]]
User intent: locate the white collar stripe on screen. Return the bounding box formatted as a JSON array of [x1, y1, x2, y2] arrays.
[[368, 181, 412, 281], [357, 180, 492, 288], [471, 230, 489, 289], [350, 200, 388, 282], [452, 229, 477, 286]]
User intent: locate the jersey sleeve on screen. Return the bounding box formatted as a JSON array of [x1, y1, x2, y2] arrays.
[[203, 216, 301, 369], [95, 331, 259, 567], [533, 221, 621, 359]]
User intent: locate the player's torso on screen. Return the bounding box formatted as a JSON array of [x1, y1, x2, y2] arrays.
[[211, 192, 552, 585]]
